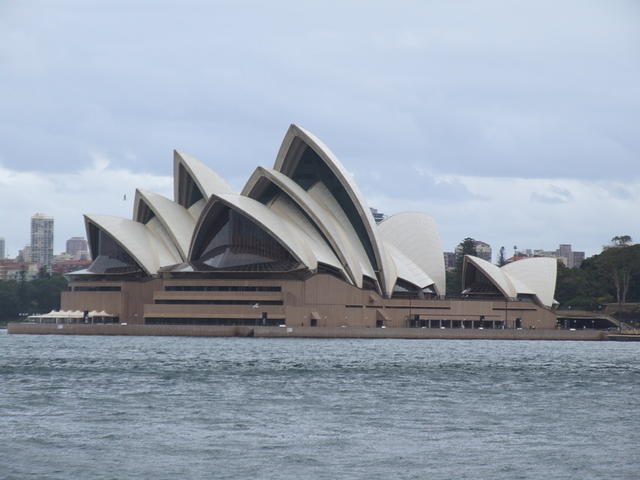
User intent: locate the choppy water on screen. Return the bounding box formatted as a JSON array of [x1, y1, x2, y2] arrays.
[[0, 331, 638, 480]]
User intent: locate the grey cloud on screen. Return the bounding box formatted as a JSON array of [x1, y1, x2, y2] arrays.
[[1, 0, 639, 258], [358, 164, 483, 205], [0, 0, 638, 183], [530, 185, 573, 204]]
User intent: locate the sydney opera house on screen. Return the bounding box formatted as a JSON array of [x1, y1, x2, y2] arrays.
[[62, 125, 558, 330]]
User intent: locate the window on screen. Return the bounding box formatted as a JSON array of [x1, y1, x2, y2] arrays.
[[191, 206, 300, 272], [165, 285, 281, 292], [87, 225, 142, 275]]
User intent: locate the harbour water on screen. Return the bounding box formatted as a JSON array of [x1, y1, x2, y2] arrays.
[[1, 330, 638, 479]]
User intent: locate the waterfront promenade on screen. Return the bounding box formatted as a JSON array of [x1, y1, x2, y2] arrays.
[[8, 322, 609, 340]]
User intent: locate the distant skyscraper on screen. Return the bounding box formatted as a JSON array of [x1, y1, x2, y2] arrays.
[[443, 252, 456, 271], [31, 213, 54, 267], [0, 237, 4, 259], [557, 244, 573, 268], [572, 251, 585, 269], [66, 236, 88, 258]]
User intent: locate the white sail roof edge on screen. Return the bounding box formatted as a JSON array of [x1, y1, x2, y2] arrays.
[[384, 242, 435, 291], [242, 166, 369, 288], [84, 214, 181, 275], [188, 193, 318, 271], [502, 257, 557, 308], [133, 189, 196, 261], [378, 212, 446, 296], [273, 124, 394, 297], [463, 255, 557, 308], [463, 255, 517, 299], [173, 150, 235, 218]]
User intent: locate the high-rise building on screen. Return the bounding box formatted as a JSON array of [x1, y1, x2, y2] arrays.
[[557, 244, 573, 268], [572, 251, 585, 269], [31, 213, 54, 268], [66, 236, 88, 258], [0, 237, 5, 259], [18, 245, 32, 263], [443, 252, 456, 271]]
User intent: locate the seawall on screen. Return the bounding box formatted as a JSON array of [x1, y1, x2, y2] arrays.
[[7, 323, 608, 340]]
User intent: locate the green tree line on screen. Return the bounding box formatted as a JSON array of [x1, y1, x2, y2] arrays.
[[555, 244, 640, 310], [0, 273, 67, 325]]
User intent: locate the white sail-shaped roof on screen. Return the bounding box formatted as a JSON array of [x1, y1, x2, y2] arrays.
[[173, 150, 235, 218], [378, 212, 446, 296], [242, 166, 364, 287], [189, 193, 317, 270], [384, 242, 435, 290], [502, 257, 557, 308], [307, 181, 376, 283], [133, 189, 196, 261], [85, 214, 181, 275], [76, 124, 454, 300], [267, 194, 345, 276], [462, 255, 557, 308], [463, 255, 517, 299], [273, 124, 393, 296]]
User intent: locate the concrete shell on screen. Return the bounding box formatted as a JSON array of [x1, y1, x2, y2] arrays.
[[502, 257, 557, 308], [273, 124, 393, 296], [378, 212, 446, 296], [85, 214, 181, 276], [463, 255, 557, 308], [462, 255, 517, 299], [266, 194, 345, 276], [306, 181, 376, 283], [133, 189, 196, 261], [242, 166, 365, 287], [173, 150, 234, 218], [384, 242, 435, 290], [189, 193, 317, 271]]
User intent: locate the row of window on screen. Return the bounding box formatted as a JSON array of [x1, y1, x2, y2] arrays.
[[407, 319, 518, 329], [145, 317, 284, 326], [165, 285, 281, 292], [154, 299, 283, 305], [71, 286, 121, 292], [346, 305, 451, 310]]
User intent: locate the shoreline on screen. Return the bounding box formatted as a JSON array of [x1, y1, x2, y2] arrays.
[[6, 322, 614, 341]]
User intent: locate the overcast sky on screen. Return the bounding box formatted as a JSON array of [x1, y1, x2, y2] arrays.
[[1, 0, 638, 260]]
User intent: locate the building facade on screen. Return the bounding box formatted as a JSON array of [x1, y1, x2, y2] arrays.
[[31, 214, 54, 268], [62, 125, 558, 330], [66, 236, 89, 258]]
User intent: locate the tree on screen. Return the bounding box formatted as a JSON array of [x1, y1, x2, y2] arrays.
[[449, 238, 478, 296], [596, 244, 640, 307], [0, 274, 68, 324], [497, 246, 506, 266], [611, 235, 632, 246]]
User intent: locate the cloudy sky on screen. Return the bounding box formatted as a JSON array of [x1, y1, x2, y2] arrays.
[[1, 0, 638, 259]]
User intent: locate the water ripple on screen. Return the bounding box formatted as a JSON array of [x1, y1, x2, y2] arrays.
[[0, 332, 638, 480]]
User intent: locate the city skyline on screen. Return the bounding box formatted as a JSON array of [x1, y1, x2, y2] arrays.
[[0, 210, 594, 267]]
